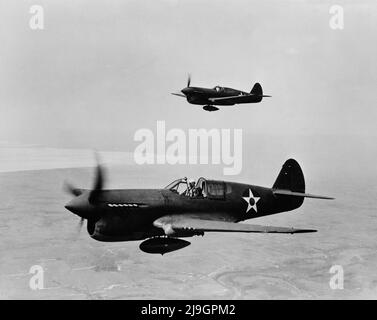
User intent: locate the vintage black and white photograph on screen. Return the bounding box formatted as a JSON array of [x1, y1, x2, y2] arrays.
[[0, 0, 376, 302]]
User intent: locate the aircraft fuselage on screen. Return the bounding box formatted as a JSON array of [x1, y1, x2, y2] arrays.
[[71, 181, 303, 242], [183, 86, 252, 106]]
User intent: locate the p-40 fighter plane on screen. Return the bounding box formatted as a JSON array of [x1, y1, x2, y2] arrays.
[[64, 158, 333, 255], [171, 75, 271, 111]]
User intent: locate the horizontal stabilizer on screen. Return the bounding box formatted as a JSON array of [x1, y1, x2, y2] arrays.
[[273, 189, 334, 200]]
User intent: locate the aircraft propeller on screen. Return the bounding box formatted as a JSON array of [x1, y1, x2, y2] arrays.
[[63, 181, 82, 197], [88, 153, 106, 204], [171, 73, 192, 98], [63, 180, 85, 234], [76, 216, 85, 234], [64, 153, 105, 232]]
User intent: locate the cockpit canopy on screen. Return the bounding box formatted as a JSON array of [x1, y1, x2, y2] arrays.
[[164, 178, 189, 195], [214, 86, 223, 92], [165, 177, 230, 199]]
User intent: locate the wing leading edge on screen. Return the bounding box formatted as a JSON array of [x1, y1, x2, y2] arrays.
[[153, 215, 316, 235]]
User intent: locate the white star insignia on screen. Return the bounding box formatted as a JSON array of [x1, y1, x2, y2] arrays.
[[242, 189, 260, 214]]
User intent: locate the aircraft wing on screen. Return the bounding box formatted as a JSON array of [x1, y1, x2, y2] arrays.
[[153, 215, 316, 235], [208, 94, 271, 104], [171, 92, 186, 98]]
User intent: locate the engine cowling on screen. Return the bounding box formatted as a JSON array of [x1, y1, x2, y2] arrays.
[[139, 237, 191, 255]]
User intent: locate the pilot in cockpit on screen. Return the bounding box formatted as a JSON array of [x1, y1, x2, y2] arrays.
[[187, 179, 196, 196], [193, 185, 203, 197]]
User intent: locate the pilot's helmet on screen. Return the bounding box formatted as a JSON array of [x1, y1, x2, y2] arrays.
[[188, 179, 195, 187]]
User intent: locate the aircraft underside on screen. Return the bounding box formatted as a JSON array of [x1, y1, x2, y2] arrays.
[[88, 218, 204, 254]]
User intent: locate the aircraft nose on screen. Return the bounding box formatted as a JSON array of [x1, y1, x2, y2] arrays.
[[181, 87, 191, 95], [65, 196, 89, 219]]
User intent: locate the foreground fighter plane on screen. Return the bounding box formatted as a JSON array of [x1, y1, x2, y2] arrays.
[[171, 75, 271, 111], [64, 158, 333, 255]]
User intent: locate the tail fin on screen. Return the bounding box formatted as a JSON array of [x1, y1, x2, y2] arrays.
[[250, 83, 271, 101], [272, 159, 334, 211], [250, 83, 262, 95], [272, 159, 305, 211], [273, 159, 305, 193]]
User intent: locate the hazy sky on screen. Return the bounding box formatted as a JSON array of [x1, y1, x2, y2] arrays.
[[0, 0, 376, 150]]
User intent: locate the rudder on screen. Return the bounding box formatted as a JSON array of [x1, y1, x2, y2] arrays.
[[250, 83, 262, 95], [272, 159, 305, 211], [273, 159, 305, 193]]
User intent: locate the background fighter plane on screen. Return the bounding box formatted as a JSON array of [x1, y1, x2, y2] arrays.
[[171, 75, 271, 111], [64, 158, 334, 255]]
